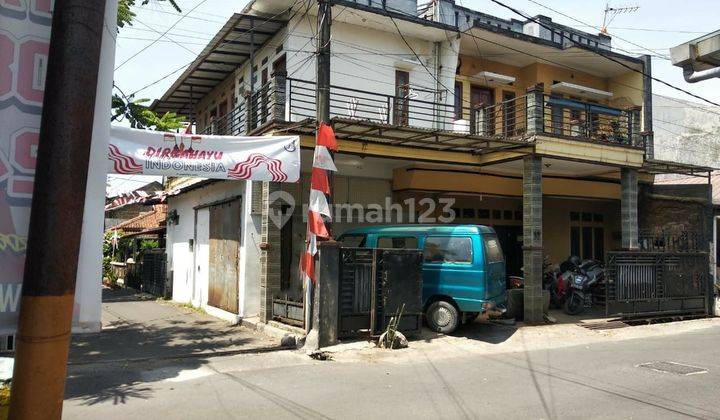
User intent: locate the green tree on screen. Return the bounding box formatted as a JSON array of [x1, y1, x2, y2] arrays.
[[112, 88, 184, 131], [117, 0, 181, 29]]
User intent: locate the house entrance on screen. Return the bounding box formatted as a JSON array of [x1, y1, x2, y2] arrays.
[[208, 198, 241, 314]]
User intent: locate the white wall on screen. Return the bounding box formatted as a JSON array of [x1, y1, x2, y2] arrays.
[[284, 16, 459, 129], [74, 0, 118, 333], [166, 180, 260, 322]]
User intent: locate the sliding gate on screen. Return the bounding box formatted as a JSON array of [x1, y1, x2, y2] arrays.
[[605, 251, 711, 317]]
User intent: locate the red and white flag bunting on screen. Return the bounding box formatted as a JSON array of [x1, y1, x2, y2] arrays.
[[300, 122, 337, 283]]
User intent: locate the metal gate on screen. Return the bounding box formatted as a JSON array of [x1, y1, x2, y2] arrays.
[[141, 250, 168, 297], [338, 247, 423, 338], [605, 251, 710, 317]]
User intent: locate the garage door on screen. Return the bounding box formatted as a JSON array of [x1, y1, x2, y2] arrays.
[[208, 199, 241, 313]]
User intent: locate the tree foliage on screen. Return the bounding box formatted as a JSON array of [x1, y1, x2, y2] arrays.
[[112, 92, 184, 131], [117, 0, 182, 29]]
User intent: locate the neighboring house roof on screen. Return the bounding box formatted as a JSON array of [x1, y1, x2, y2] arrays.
[[108, 204, 167, 235], [105, 181, 164, 211], [655, 171, 720, 206]]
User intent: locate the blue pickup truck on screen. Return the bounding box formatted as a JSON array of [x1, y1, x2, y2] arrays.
[[338, 225, 507, 333]]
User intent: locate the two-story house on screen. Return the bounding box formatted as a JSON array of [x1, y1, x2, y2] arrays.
[[152, 0, 713, 326]]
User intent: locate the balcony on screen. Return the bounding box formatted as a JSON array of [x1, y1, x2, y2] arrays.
[[199, 73, 644, 151]]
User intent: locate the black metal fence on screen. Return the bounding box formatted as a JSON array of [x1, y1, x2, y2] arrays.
[[272, 296, 305, 328], [142, 250, 169, 298], [605, 251, 710, 317], [639, 231, 706, 253], [338, 247, 423, 338]]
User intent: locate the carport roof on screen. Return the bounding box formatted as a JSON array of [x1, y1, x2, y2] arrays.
[[150, 13, 286, 117], [655, 170, 720, 206]]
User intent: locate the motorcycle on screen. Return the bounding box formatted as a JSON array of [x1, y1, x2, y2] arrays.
[[543, 265, 567, 309], [561, 257, 605, 315]]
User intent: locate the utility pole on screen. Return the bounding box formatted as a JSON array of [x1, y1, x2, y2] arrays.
[[9, 1, 107, 418], [316, 0, 332, 233], [316, 0, 332, 127], [305, 0, 333, 349]]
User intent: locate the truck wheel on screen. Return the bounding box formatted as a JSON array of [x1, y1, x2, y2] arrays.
[[426, 300, 459, 334]]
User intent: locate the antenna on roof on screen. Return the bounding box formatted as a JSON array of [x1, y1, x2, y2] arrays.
[[601, 2, 639, 34]]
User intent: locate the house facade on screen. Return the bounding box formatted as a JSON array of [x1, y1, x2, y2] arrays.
[[152, 0, 713, 325]]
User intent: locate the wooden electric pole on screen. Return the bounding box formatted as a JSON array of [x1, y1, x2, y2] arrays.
[[316, 0, 332, 232], [316, 0, 332, 126], [9, 0, 107, 418]]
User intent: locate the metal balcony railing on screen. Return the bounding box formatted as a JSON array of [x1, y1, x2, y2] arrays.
[[197, 73, 643, 149], [542, 94, 640, 146], [198, 78, 279, 136], [287, 78, 520, 137]]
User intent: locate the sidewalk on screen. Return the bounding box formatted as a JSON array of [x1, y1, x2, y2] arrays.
[[69, 288, 281, 365]]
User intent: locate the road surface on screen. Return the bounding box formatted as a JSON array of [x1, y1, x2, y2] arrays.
[[64, 321, 720, 419]]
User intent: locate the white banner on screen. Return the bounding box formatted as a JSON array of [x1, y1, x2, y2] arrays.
[[109, 126, 301, 182], [0, 0, 53, 332]]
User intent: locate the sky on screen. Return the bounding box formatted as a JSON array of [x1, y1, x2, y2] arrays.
[[108, 0, 720, 195]]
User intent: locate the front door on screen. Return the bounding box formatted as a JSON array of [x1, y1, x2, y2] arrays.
[[208, 199, 241, 313], [470, 86, 494, 135]]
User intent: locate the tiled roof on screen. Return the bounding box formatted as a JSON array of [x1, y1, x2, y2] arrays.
[[655, 171, 720, 205], [108, 204, 167, 234]]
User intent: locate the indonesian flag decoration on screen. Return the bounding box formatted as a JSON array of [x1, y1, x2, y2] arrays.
[[308, 189, 331, 219], [312, 146, 337, 172], [317, 123, 338, 151], [300, 123, 337, 283], [310, 167, 330, 195]]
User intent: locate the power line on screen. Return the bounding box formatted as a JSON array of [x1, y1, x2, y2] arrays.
[[137, 6, 228, 24], [326, 13, 720, 118], [654, 117, 720, 137], [133, 18, 199, 55], [129, 0, 308, 97], [116, 0, 209, 70], [524, 0, 670, 61], [117, 36, 207, 47], [565, 25, 709, 35], [488, 0, 720, 107]]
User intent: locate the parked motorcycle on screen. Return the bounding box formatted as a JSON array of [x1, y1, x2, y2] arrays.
[[543, 265, 567, 309], [561, 256, 605, 315]]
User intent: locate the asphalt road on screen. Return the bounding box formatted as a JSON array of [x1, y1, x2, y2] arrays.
[[63, 323, 720, 419]]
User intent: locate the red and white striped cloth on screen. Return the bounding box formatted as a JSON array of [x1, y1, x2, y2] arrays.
[[300, 123, 338, 284]]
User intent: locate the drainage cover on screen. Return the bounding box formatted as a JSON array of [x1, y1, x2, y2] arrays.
[[637, 361, 707, 376]]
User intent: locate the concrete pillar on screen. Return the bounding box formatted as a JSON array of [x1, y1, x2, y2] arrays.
[[621, 168, 639, 250], [523, 155, 544, 324], [525, 84, 544, 136], [259, 181, 281, 323], [641, 55, 654, 159], [271, 70, 287, 122]]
